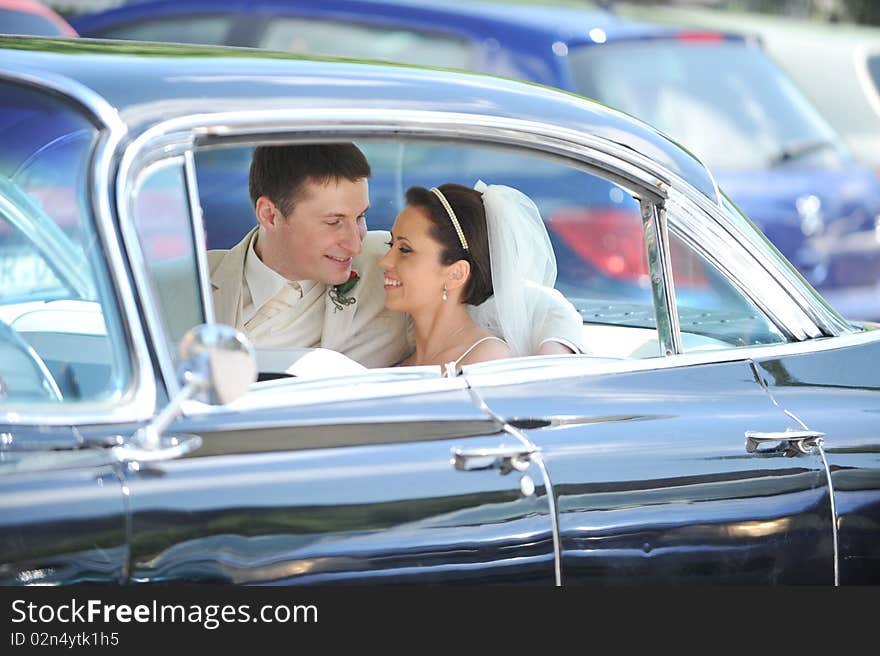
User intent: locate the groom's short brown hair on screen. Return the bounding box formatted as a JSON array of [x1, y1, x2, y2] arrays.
[[248, 142, 371, 216]]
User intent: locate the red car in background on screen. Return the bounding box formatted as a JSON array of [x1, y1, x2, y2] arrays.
[[0, 0, 78, 37]]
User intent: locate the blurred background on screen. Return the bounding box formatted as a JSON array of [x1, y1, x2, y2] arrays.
[[39, 1, 880, 26]]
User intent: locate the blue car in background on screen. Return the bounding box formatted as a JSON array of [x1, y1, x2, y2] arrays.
[[73, 0, 880, 319]]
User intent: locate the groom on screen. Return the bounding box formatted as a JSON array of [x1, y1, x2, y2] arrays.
[[208, 142, 582, 368], [208, 142, 410, 368]]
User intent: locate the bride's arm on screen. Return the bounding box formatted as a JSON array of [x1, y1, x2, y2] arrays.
[[530, 285, 587, 355]]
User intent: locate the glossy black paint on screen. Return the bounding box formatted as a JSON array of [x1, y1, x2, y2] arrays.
[[125, 391, 556, 584], [0, 448, 127, 585], [755, 339, 880, 583], [469, 361, 835, 584]]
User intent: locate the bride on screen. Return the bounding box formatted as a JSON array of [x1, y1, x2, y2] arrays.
[[379, 181, 584, 376]]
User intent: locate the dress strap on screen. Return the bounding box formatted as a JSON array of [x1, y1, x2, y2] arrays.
[[443, 336, 506, 377]]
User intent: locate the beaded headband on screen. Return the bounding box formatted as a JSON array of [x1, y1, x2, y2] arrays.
[[430, 187, 469, 251]]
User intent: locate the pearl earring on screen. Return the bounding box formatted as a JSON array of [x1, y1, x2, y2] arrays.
[[442, 283, 448, 301]]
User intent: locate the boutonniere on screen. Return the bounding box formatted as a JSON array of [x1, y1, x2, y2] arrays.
[[329, 270, 359, 312]]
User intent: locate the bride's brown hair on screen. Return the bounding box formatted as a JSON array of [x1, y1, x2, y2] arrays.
[[405, 183, 493, 305]]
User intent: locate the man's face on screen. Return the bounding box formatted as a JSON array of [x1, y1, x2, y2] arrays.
[[261, 177, 369, 285]]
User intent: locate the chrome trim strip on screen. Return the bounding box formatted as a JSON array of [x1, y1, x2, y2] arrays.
[[0, 67, 123, 135], [853, 44, 880, 124], [665, 191, 811, 341], [460, 328, 880, 389], [184, 151, 215, 325], [135, 109, 671, 204], [182, 370, 471, 419], [465, 386, 563, 587], [671, 186, 848, 335], [778, 406, 839, 587], [654, 204, 683, 353], [117, 155, 190, 399], [642, 201, 681, 355], [0, 67, 157, 427], [817, 439, 840, 587]]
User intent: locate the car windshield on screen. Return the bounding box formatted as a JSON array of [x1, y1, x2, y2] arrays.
[[568, 38, 845, 171], [0, 81, 131, 406]]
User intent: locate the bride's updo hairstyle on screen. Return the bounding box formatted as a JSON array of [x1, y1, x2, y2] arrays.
[[404, 183, 493, 305]]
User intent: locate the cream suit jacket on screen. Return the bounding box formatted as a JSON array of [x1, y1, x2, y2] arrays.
[[208, 228, 412, 368]]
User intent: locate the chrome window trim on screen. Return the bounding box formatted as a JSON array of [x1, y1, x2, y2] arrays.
[[132, 109, 673, 203], [118, 135, 200, 399], [664, 189, 816, 342], [181, 371, 475, 421], [119, 155, 196, 395], [174, 328, 880, 427], [0, 68, 157, 427], [460, 328, 880, 389], [670, 182, 850, 336], [115, 107, 834, 401], [115, 109, 678, 399], [642, 200, 681, 355], [185, 150, 215, 325]]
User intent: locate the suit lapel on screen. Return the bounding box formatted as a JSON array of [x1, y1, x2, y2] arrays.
[[210, 227, 258, 329]]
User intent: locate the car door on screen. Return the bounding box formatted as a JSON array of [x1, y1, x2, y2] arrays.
[[753, 337, 880, 584], [466, 359, 834, 585], [117, 149, 558, 584], [466, 192, 838, 585], [0, 436, 128, 585], [123, 381, 557, 584]]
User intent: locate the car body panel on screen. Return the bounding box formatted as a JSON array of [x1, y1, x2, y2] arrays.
[[467, 359, 835, 584], [0, 436, 127, 585], [753, 337, 880, 584]]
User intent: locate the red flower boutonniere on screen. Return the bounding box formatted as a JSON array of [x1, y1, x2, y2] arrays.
[[329, 270, 359, 312]]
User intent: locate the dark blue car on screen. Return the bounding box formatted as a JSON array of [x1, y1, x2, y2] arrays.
[[74, 0, 880, 319]]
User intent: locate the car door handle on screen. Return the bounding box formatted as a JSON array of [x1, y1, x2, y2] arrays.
[[451, 445, 538, 474], [744, 429, 825, 455]]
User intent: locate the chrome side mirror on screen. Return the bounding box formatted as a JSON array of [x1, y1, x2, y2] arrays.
[[113, 324, 256, 463], [177, 323, 257, 405]]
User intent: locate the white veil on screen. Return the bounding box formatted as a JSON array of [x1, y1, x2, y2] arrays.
[[467, 180, 560, 356]]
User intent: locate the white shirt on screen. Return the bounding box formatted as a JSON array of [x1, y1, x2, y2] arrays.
[[241, 229, 317, 325]]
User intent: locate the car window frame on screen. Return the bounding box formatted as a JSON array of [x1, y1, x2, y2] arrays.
[[115, 109, 839, 415], [0, 68, 157, 428]]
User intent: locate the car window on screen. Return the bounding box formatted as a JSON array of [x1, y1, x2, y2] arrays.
[[667, 228, 786, 351], [0, 81, 131, 406], [191, 137, 791, 366], [93, 16, 233, 45], [130, 158, 206, 361], [569, 39, 845, 172], [259, 17, 473, 69]]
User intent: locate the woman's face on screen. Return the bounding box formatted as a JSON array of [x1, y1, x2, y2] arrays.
[[379, 204, 450, 314]]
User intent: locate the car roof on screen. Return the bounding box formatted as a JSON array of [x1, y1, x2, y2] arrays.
[[0, 35, 719, 201]]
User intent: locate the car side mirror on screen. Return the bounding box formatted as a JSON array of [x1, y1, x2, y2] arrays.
[[113, 324, 256, 463], [177, 323, 257, 405]]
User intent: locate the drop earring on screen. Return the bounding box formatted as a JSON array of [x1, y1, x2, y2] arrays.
[[442, 283, 448, 301]]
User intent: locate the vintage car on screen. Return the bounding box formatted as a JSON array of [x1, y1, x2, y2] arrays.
[[0, 36, 878, 586]]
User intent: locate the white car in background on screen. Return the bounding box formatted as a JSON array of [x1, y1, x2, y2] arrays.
[[621, 5, 880, 172]]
